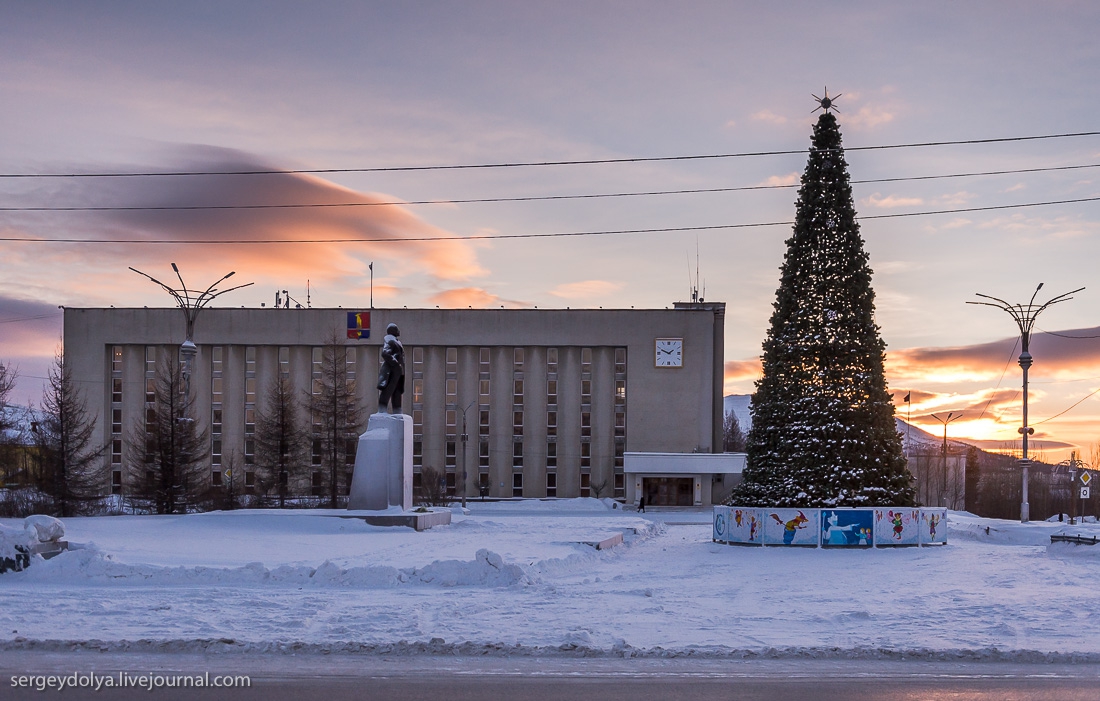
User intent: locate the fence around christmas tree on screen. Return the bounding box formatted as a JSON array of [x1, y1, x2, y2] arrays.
[[713, 505, 947, 547]]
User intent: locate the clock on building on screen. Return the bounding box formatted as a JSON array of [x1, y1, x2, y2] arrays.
[[655, 338, 683, 367]]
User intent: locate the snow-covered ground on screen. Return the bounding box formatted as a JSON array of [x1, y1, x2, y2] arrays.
[[2, 500, 1099, 661]]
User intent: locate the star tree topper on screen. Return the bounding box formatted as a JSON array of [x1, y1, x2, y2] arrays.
[[812, 86, 841, 113]]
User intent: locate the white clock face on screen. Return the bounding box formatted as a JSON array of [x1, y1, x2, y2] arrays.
[[655, 338, 683, 367]]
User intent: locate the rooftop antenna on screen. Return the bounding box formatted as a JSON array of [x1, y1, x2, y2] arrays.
[[307, 279, 311, 309], [274, 290, 281, 308]]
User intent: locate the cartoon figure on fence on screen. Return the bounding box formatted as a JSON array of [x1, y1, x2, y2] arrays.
[[856, 527, 872, 545], [823, 511, 854, 545], [734, 510, 744, 528], [714, 513, 725, 538], [749, 515, 758, 542], [889, 511, 906, 541], [926, 513, 940, 541], [771, 511, 808, 545]]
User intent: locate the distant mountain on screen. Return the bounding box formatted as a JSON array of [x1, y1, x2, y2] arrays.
[[723, 394, 975, 454]]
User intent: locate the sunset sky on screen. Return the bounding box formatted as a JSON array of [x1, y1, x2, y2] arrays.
[[2, 2, 1099, 461]]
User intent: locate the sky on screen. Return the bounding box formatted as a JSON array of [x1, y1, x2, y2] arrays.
[[1, 1, 1099, 461]]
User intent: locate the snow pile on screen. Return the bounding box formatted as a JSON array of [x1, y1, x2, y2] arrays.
[[468, 497, 621, 513], [15, 545, 534, 589], [0, 523, 33, 561], [23, 515, 65, 543]]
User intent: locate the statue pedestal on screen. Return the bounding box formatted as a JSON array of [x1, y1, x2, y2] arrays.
[[348, 413, 413, 511]]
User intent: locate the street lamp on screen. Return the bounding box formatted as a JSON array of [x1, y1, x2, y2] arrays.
[[1057, 451, 1085, 525], [130, 264, 254, 393], [968, 283, 1084, 522], [930, 412, 962, 508], [457, 401, 475, 508]]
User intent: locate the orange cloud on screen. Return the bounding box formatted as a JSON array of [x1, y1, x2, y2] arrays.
[[887, 329, 1100, 382], [751, 109, 789, 125], [725, 358, 762, 383], [10, 146, 488, 299], [864, 192, 923, 208], [757, 173, 800, 187]]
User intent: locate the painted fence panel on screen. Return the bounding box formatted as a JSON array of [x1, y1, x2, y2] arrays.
[[727, 507, 763, 545], [821, 509, 875, 547], [712, 506, 730, 542], [920, 508, 948, 545], [874, 508, 921, 546], [717, 506, 948, 548], [762, 508, 820, 546]]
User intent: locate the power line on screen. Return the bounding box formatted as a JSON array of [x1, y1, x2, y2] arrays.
[[1032, 385, 1100, 426], [1036, 326, 1100, 339], [2, 195, 1098, 245], [3, 131, 1099, 178], [3, 163, 1098, 212], [0, 312, 62, 324]]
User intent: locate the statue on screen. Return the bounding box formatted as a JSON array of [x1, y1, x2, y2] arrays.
[[377, 322, 405, 413]]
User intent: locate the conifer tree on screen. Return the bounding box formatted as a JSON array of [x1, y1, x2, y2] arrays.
[[733, 107, 914, 507], [253, 373, 309, 507], [35, 349, 108, 516]]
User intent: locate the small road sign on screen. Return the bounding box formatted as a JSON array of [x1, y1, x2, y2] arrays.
[[1081, 471, 1092, 486], [1082, 487, 1091, 500]]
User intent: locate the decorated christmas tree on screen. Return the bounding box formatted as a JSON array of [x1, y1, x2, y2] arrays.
[[732, 96, 914, 507]]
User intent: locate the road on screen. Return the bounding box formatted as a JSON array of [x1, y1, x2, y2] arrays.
[[4, 651, 1098, 700]]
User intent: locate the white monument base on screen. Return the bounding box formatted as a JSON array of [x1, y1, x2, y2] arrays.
[[348, 412, 413, 511]]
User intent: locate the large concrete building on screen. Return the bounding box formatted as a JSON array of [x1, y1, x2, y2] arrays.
[[63, 302, 731, 505]]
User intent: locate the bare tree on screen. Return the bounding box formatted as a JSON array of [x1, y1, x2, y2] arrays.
[[253, 373, 309, 507], [307, 331, 364, 508], [34, 349, 108, 516], [417, 465, 448, 506], [126, 358, 209, 514]]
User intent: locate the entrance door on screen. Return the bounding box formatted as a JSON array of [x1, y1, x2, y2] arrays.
[[643, 477, 694, 506]]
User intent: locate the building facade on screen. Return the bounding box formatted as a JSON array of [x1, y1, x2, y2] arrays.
[[63, 303, 725, 503]]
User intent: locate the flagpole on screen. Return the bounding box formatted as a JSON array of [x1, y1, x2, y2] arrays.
[[905, 391, 912, 460], [369, 262, 374, 311]]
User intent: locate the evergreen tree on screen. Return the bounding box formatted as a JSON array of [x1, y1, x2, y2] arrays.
[[34, 349, 109, 516], [253, 373, 309, 507], [126, 357, 209, 514], [0, 361, 18, 485], [307, 331, 364, 508], [733, 109, 914, 507], [723, 410, 746, 453]]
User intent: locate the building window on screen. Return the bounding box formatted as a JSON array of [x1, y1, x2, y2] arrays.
[[112, 346, 123, 373], [413, 378, 424, 403], [145, 345, 157, 374], [112, 378, 122, 404], [279, 346, 290, 374], [615, 347, 626, 375], [581, 411, 591, 437], [547, 347, 557, 369], [546, 441, 556, 468], [581, 440, 591, 468], [547, 411, 557, 437], [513, 472, 523, 497], [479, 440, 489, 469], [513, 347, 524, 367], [245, 346, 256, 374], [245, 377, 256, 403], [145, 378, 155, 403], [546, 472, 556, 498], [513, 411, 523, 435], [446, 378, 457, 403], [513, 441, 523, 467], [211, 346, 223, 373], [212, 439, 222, 467], [446, 347, 457, 373], [580, 472, 590, 497], [111, 409, 122, 434]]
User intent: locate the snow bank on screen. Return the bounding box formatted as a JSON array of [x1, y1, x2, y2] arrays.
[[467, 497, 621, 513], [23, 515, 65, 543], [13, 545, 534, 588], [0, 523, 33, 561]]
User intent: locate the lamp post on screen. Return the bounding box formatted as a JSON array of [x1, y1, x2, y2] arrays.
[[968, 283, 1084, 522], [457, 401, 474, 508], [1058, 451, 1085, 525], [930, 412, 962, 508], [130, 264, 254, 393]]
